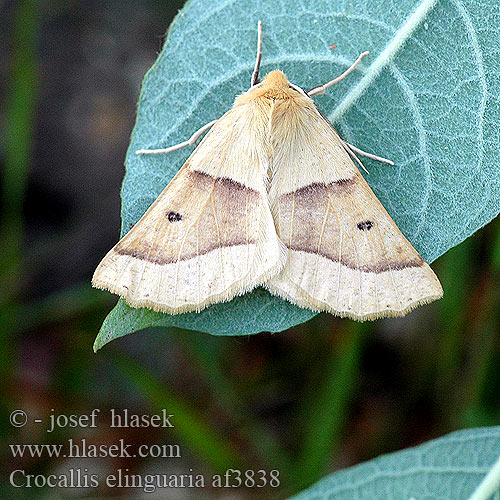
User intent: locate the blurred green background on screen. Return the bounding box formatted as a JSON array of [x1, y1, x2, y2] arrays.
[[1, 1, 499, 499]]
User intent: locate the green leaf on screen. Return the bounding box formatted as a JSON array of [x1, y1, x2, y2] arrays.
[[288, 427, 500, 500], [95, 0, 500, 346], [93, 288, 313, 350]]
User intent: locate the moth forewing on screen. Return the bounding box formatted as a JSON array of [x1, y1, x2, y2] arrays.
[[92, 102, 285, 314], [263, 75, 443, 320]]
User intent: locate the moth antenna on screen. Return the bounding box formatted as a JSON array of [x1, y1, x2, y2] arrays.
[[342, 141, 394, 165], [308, 50, 369, 96], [251, 20, 263, 87], [136, 120, 217, 155]]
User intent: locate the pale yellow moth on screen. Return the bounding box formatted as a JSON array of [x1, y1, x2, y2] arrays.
[[92, 22, 443, 320]]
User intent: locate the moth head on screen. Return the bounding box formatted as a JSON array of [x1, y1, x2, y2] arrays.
[[242, 70, 304, 101], [261, 70, 290, 90], [235, 70, 310, 106], [258, 70, 298, 100]]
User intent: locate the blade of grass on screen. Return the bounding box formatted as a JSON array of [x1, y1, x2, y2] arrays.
[[292, 321, 369, 492], [175, 330, 292, 471], [434, 238, 473, 414], [109, 350, 246, 473], [454, 224, 500, 428], [491, 219, 500, 272], [0, 0, 38, 303], [0, 0, 39, 419], [455, 290, 500, 428], [10, 283, 115, 334]]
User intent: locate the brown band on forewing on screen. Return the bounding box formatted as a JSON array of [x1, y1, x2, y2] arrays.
[[276, 178, 425, 274], [115, 168, 261, 265], [285, 249, 425, 274], [189, 170, 260, 198], [280, 178, 356, 199], [115, 239, 255, 265]]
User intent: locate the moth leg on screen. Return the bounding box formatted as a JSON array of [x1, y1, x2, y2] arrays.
[[342, 143, 370, 174], [136, 120, 217, 155], [137, 20, 262, 155], [251, 20, 263, 87], [307, 51, 369, 96], [342, 141, 394, 166]]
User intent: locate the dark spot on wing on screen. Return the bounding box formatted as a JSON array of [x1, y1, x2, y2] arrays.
[[167, 211, 182, 222], [357, 220, 373, 231]]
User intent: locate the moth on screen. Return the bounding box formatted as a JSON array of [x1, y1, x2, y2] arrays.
[[92, 22, 443, 321]]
